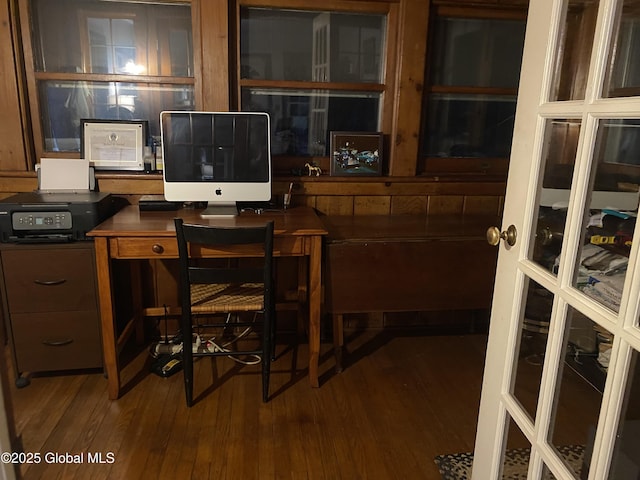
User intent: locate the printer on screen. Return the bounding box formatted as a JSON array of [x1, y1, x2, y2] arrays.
[[0, 191, 114, 243], [0, 158, 115, 243]]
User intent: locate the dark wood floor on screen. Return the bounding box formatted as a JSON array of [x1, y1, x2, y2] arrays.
[[5, 329, 489, 479]]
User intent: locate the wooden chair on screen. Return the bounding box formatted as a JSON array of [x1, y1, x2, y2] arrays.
[[174, 218, 275, 406]]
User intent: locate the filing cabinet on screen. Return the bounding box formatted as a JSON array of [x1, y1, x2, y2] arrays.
[[0, 242, 102, 386]]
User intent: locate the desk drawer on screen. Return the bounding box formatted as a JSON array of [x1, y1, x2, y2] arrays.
[[112, 237, 179, 258], [11, 311, 102, 372], [111, 236, 305, 258], [2, 247, 97, 313]]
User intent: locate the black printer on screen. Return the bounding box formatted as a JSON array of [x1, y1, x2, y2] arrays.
[[0, 191, 114, 243]]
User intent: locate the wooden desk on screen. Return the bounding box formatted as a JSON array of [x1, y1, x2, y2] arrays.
[[88, 205, 327, 400], [323, 215, 498, 370]]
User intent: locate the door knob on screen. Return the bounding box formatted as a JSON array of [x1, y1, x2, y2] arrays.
[[486, 225, 517, 247]]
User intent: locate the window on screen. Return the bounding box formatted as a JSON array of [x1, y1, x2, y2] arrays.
[[236, 3, 393, 161], [24, 0, 194, 156], [419, 8, 526, 174]]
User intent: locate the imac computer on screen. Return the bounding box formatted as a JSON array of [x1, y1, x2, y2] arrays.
[[160, 110, 272, 217]]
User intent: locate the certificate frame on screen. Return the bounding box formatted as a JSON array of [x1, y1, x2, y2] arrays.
[[81, 119, 147, 171]]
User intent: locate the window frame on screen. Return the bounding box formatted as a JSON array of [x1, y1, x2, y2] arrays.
[[419, 4, 527, 177], [231, 0, 399, 173], [18, 0, 195, 165]]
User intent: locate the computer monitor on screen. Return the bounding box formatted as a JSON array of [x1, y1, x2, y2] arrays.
[[160, 111, 272, 217]]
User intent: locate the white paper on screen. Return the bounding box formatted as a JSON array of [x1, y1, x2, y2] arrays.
[[39, 158, 90, 191]]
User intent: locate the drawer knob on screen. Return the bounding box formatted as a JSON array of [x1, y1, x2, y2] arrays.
[[152, 243, 165, 254]]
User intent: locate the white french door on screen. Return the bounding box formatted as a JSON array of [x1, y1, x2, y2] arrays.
[[474, 1, 640, 479]]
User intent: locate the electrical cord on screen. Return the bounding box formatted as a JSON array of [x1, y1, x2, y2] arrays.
[[196, 312, 262, 365], [149, 312, 263, 365]]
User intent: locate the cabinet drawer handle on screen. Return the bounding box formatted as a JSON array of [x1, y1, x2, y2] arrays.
[[34, 279, 66, 286], [42, 339, 73, 347], [152, 244, 165, 254]]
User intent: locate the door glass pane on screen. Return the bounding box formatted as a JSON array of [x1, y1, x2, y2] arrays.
[[532, 119, 581, 275], [549, 307, 607, 479], [38, 81, 194, 151], [609, 349, 640, 478], [604, 1, 640, 98], [503, 417, 533, 477], [540, 465, 559, 479], [242, 88, 380, 157], [514, 280, 553, 421], [551, 0, 599, 101], [572, 119, 640, 313], [240, 8, 386, 83]]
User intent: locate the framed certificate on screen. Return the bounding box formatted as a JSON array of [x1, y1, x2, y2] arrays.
[[81, 119, 147, 171]]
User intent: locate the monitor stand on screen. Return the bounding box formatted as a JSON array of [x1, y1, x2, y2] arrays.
[[200, 202, 238, 218]]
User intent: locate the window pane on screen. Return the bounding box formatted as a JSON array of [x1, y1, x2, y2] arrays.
[[550, 307, 606, 479], [31, 0, 192, 77], [422, 93, 517, 158], [240, 8, 386, 83], [551, 0, 598, 101], [429, 17, 525, 88], [39, 81, 194, 151], [572, 119, 640, 314], [243, 88, 380, 156], [606, 2, 640, 97], [609, 349, 640, 478]]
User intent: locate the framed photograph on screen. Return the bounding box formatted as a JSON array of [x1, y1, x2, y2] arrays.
[[330, 131, 383, 176], [81, 119, 147, 171]]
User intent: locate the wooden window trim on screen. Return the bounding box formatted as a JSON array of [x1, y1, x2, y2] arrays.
[[18, 0, 196, 166], [232, 0, 400, 173], [419, 4, 528, 178]]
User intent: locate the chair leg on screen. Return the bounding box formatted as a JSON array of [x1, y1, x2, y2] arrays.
[[182, 316, 194, 407], [270, 304, 277, 361], [262, 314, 272, 402], [183, 339, 194, 407]]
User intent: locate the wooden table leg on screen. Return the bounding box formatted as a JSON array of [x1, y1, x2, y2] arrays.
[[307, 235, 321, 388], [93, 237, 121, 400], [333, 313, 344, 373]]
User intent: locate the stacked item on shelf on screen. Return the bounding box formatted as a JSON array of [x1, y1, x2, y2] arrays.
[[578, 243, 628, 312], [593, 324, 614, 369]]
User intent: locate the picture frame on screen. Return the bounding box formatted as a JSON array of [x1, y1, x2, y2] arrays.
[[81, 119, 147, 171], [330, 131, 383, 176]]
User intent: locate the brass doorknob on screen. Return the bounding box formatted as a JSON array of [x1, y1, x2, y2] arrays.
[[486, 225, 517, 247]]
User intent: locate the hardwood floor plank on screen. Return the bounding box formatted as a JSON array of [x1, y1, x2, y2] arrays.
[[5, 331, 491, 479]]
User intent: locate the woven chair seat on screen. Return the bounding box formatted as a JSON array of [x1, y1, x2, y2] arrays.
[[190, 283, 265, 313]]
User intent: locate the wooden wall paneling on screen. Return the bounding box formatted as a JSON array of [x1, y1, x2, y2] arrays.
[[0, 173, 36, 194], [0, 0, 29, 171], [388, 0, 430, 176], [314, 196, 354, 216], [149, 259, 180, 311], [390, 195, 428, 214], [462, 195, 503, 215], [353, 196, 391, 215], [427, 195, 465, 215], [196, 0, 229, 110], [299, 179, 478, 196], [95, 176, 164, 196]]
